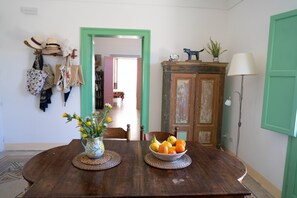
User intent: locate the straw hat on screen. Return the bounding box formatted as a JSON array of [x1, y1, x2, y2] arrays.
[[42, 38, 61, 55], [24, 35, 44, 50], [60, 39, 74, 57]]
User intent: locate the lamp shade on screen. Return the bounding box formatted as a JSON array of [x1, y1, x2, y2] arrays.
[[227, 53, 257, 76]]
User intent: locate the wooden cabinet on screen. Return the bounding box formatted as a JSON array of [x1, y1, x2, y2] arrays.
[[95, 70, 104, 109], [161, 61, 227, 147]]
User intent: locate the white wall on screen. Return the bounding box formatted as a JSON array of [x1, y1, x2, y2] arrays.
[[0, 0, 228, 147], [94, 37, 142, 59], [223, 0, 297, 191], [2, 0, 296, 194]]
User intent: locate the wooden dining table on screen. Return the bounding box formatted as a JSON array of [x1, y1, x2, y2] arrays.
[[22, 139, 251, 197]]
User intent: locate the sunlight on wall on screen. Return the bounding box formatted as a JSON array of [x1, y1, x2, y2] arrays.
[[117, 58, 137, 106]]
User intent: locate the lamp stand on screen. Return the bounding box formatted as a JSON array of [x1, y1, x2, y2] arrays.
[[235, 75, 244, 157]]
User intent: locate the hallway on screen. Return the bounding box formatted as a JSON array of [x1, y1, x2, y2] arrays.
[[100, 57, 140, 140], [108, 97, 140, 140]]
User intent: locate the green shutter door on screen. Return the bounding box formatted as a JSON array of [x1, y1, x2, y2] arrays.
[[262, 9, 297, 198], [282, 136, 297, 198], [261, 9, 297, 137]]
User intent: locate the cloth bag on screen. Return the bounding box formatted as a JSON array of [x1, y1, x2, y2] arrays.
[[39, 64, 55, 112], [54, 56, 84, 105], [26, 55, 47, 96], [26, 68, 48, 96], [42, 64, 55, 90]]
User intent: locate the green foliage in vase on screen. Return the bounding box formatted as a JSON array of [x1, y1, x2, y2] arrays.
[[205, 37, 227, 58]]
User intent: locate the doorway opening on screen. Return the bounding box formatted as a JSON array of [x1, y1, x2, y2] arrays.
[[80, 28, 151, 138], [114, 57, 137, 107], [107, 58, 140, 139]]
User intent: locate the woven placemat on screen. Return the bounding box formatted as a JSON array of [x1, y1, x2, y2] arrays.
[[144, 153, 192, 169], [80, 153, 111, 165], [72, 150, 121, 171]]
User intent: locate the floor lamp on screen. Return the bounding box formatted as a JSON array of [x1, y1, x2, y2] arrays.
[[225, 53, 257, 157]]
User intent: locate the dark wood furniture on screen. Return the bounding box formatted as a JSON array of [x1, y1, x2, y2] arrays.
[[104, 124, 131, 141], [140, 125, 178, 141], [113, 91, 125, 100], [95, 70, 104, 109], [161, 61, 228, 148], [22, 139, 250, 197]]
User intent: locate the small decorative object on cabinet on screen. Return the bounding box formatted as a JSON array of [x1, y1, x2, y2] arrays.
[[205, 38, 227, 62], [161, 61, 227, 148], [95, 70, 104, 109], [183, 48, 204, 60]]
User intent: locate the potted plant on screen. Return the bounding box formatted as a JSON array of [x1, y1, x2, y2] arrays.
[[205, 38, 227, 62]]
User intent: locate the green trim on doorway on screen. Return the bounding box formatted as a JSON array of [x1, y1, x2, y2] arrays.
[[80, 27, 150, 132]]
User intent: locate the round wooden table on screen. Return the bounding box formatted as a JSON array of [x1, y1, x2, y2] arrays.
[[22, 139, 250, 197]]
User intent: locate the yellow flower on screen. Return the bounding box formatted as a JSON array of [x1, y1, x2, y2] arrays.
[[106, 117, 112, 123], [63, 105, 112, 138]]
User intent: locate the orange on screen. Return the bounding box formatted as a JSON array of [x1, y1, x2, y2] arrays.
[[158, 144, 169, 154], [175, 139, 186, 147], [168, 148, 177, 154], [175, 144, 185, 153]]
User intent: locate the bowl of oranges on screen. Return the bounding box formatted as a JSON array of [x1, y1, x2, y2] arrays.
[[149, 135, 187, 161]]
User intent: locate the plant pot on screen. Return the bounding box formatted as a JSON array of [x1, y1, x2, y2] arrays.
[[213, 57, 219, 62], [81, 136, 105, 159]]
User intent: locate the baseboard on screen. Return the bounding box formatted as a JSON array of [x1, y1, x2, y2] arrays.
[[223, 149, 281, 198], [4, 143, 66, 151]]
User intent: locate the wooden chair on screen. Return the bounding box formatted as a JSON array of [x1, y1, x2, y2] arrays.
[[140, 125, 177, 141], [104, 124, 130, 141]]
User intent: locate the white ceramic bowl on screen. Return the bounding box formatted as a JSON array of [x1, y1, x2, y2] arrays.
[[149, 146, 187, 161]]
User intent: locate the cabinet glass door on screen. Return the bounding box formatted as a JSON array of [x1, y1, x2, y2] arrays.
[[170, 73, 196, 140], [194, 74, 220, 146]]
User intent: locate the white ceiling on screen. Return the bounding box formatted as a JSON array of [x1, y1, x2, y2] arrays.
[[49, 0, 244, 10]]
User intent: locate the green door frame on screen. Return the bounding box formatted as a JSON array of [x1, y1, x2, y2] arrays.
[[80, 27, 150, 132]]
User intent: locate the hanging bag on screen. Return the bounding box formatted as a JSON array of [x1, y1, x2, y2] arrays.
[[26, 68, 48, 96], [55, 56, 72, 93], [26, 55, 48, 96]]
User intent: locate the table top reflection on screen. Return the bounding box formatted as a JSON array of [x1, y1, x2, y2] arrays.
[[23, 139, 250, 197]]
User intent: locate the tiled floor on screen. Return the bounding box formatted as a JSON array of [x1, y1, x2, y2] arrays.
[[242, 174, 275, 198]]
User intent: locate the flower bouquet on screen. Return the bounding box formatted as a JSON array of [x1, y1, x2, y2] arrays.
[[62, 103, 112, 159], [62, 103, 112, 138]]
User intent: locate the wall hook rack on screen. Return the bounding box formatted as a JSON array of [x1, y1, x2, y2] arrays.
[[33, 49, 77, 59]]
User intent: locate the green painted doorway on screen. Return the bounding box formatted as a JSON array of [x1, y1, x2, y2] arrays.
[[80, 28, 150, 133]]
